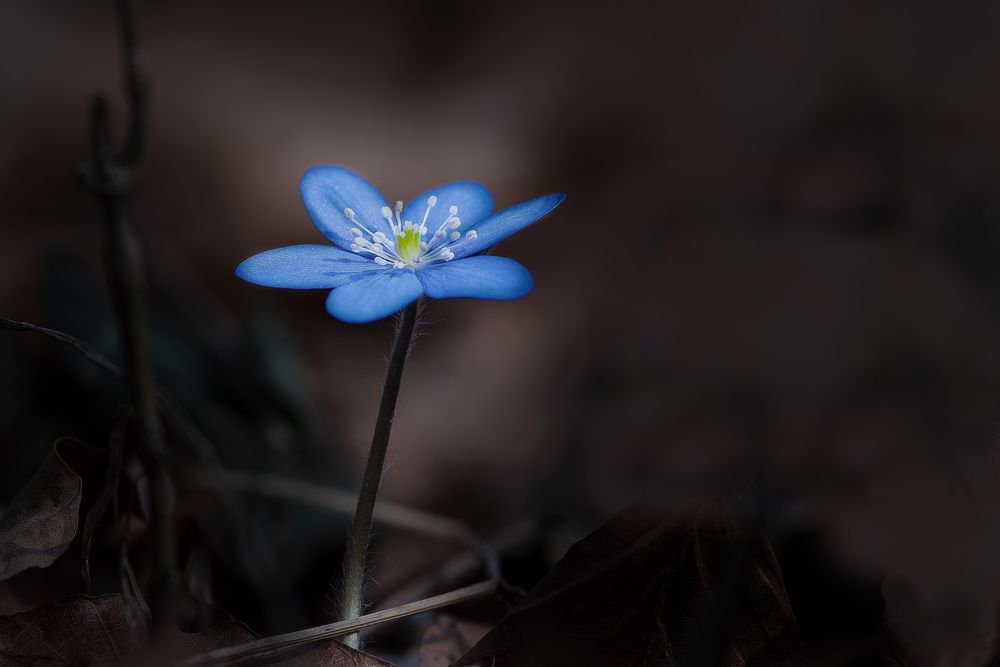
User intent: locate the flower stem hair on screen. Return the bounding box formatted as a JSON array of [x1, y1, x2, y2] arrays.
[[338, 300, 420, 647]]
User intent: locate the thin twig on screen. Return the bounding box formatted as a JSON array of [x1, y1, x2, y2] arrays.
[[220, 469, 500, 579], [115, 0, 149, 166], [181, 580, 498, 665], [77, 0, 177, 632], [375, 519, 536, 612], [0, 319, 124, 376], [339, 302, 420, 648]]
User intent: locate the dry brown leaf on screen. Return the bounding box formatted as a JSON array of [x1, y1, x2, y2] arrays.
[[458, 496, 803, 666], [0, 438, 105, 581]]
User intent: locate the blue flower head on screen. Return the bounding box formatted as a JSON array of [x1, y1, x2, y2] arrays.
[[236, 166, 565, 323]]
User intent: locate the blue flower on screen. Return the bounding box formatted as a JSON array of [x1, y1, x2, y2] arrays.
[[236, 166, 565, 323]]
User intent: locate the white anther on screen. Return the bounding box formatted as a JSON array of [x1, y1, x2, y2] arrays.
[[450, 231, 461, 241], [450, 219, 461, 229], [434, 230, 445, 239], [350, 244, 361, 252], [374, 257, 388, 266], [344, 207, 355, 218], [395, 200, 404, 212], [404, 221, 413, 231], [350, 228, 363, 238], [449, 205, 458, 215], [420, 241, 428, 250], [394, 260, 406, 269], [427, 195, 438, 207], [465, 229, 478, 240], [443, 250, 455, 261], [381, 206, 393, 222]]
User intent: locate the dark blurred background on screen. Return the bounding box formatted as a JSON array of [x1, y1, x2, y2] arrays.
[[4, 1, 1000, 663]]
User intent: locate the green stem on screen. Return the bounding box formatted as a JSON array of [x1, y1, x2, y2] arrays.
[[339, 301, 419, 648]]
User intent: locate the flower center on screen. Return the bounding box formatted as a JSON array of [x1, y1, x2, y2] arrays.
[[345, 196, 478, 269], [395, 227, 422, 263]]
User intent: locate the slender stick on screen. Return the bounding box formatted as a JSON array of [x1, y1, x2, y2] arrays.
[[78, 0, 177, 634], [339, 301, 420, 648], [182, 579, 497, 665], [0, 318, 124, 376], [90, 109, 178, 633]]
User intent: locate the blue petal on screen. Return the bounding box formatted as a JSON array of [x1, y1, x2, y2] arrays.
[[325, 269, 424, 324], [236, 244, 378, 289], [417, 255, 533, 300], [452, 193, 565, 259], [400, 181, 493, 236], [300, 166, 394, 250]]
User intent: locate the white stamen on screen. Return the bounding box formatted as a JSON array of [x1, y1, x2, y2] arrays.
[[343, 207, 379, 240], [420, 196, 437, 230], [345, 195, 480, 269]]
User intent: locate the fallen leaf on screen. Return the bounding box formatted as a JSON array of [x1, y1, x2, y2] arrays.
[[418, 615, 490, 667], [457, 495, 803, 666], [0, 438, 105, 581]]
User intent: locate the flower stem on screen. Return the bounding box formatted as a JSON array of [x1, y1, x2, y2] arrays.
[[339, 301, 419, 648]]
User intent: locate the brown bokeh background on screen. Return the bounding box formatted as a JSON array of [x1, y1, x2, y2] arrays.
[[4, 0, 1000, 661]]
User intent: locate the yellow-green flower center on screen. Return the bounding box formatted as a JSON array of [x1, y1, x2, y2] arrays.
[[395, 227, 422, 264]]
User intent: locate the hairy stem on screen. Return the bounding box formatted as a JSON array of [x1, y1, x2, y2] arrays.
[[338, 301, 419, 648]]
